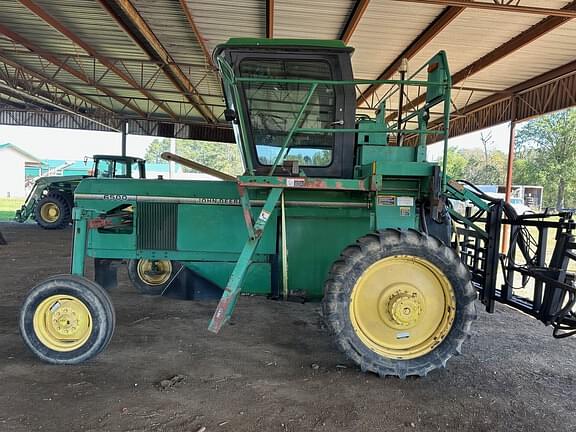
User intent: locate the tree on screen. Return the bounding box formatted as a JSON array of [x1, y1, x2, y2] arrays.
[[444, 146, 468, 179], [144, 138, 170, 163], [144, 138, 244, 176], [443, 146, 507, 185], [515, 108, 576, 209]]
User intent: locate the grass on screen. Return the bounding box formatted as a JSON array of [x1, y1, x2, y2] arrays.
[[0, 197, 24, 221]]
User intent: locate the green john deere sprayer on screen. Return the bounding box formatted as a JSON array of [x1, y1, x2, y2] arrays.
[[15, 155, 145, 229], [19, 39, 576, 377]]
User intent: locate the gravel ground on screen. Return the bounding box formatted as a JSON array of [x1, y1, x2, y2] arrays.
[[0, 222, 575, 432]]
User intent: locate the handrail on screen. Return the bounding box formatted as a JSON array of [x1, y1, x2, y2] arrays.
[[216, 50, 452, 188]]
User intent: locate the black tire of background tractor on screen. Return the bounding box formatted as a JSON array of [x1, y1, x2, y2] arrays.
[[322, 229, 476, 378], [47, 191, 74, 224], [34, 193, 71, 229], [19, 275, 116, 365], [127, 259, 175, 296]]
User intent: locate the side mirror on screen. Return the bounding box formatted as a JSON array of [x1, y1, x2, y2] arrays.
[[224, 109, 237, 122]]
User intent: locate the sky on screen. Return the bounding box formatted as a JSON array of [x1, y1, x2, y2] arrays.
[[0, 125, 154, 160], [427, 121, 512, 162], [0, 121, 514, 163]]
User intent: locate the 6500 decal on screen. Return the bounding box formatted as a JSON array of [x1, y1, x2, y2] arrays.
[[103, 194, 129, 200]]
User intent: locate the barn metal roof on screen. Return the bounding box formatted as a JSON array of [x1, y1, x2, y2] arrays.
[[0, 0, 574, 143]]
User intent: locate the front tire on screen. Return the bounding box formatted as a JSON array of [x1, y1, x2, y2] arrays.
[[322, 229, 476, 378], [19, 275, 115, 364], [34, 193, 71, 229]]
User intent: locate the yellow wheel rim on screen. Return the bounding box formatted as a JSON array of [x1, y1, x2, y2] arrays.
[[40, 202, 60, 223], [137, 260, 172, 285], [33, 295, 93, 352], [349, 256, 456, 360]]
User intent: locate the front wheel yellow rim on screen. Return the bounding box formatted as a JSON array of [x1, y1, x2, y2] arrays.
[[349, 256, 456, 360], [137, 260, 172, 286], [33, 295, 93, 352], [40, 202, 60, 223]]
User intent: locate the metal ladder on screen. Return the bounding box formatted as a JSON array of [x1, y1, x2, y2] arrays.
[[208, 185, 283, 333]]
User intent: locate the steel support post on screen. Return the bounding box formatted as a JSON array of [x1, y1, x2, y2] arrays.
[[501, 98, 517, 253], [121, 120, 128, 156]]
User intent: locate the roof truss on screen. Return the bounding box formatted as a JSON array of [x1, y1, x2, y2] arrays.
[[99, 0, 218, 123]]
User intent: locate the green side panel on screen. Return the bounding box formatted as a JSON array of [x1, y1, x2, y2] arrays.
[[376, 161, 434, 177], [363, 146, 416, 165], [88, 227, 136, 251], [356, 117, 388, 147], [185, 261, 271, 295], [375, 204, 418, 230], [177, 205, 277, 255], [284, 209, 371, 299]]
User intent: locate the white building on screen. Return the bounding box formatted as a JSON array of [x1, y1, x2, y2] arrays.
[[0, 143, 41, 198]]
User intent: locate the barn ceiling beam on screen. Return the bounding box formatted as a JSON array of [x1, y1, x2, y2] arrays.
[[100, 0, 218, 123], [392, 0, 576, 18], [0, 51, 114, 115], [340, 0, 370, 43], [426, 58, 576, 132], [0, 81, 120, 131], [266, 0, 274, 39], [358, 6, 464, 104], [0, 108, 120, 131], [0, 94, 32, 109], [179, 0, 216, 69], [386, 0, 576, 121], [0, 24, 147, 118], [0, 45, 214, 68], [19, 0, 179, 121], [0, 86, 45, 110]]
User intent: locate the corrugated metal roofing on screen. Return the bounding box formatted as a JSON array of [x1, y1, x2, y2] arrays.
[[274, 0, 357, 40], [0, 0, 573, 137]]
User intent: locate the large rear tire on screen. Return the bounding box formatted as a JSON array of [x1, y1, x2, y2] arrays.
[[19, 275, 115, 364], [322, 229, 476, 378], [34, 193, 71, 230]]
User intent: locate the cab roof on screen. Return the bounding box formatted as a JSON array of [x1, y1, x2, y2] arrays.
[[214, 38, 354, 58], [93, 155, 145, 163]]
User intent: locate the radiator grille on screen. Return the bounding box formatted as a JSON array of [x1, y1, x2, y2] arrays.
[[137, 202, 177, 250]]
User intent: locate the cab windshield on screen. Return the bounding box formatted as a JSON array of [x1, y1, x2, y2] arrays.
[[239, 58, 336, 167]]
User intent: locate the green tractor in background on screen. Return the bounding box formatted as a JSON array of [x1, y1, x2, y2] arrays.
[[18, 39, 576, 377], [15, 155, 146, 229]]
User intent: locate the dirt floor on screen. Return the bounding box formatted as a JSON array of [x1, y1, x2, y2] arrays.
[[0, 222, 575, 432]]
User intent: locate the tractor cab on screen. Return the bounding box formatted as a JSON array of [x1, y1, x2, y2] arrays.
[[214, 39, 357, 178], [92, 155, 146, 179]]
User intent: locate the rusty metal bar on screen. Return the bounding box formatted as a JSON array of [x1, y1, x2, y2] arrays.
[[501, 97, 517, 254], [161, 151, 236, 181], [340, 0, 370, 43], [179, 0, 216, 70], [266, 0, 274, 39], [391, 0, 576, 18]]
